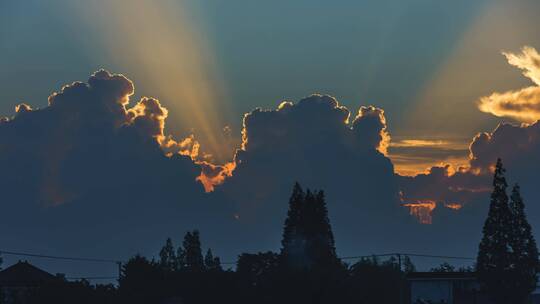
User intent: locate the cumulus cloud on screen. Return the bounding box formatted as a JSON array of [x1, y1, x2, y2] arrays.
[[0, 69, 205, 206], [0, 69, 247, 278], [399, 120, 540, 226], [352, 106, 391, 155], [401, 46, 540, 227], [4, 70, 530, 276], [210, 94, 410, 254], [478, 46, 540, 122], [1, 79, 418, 270]]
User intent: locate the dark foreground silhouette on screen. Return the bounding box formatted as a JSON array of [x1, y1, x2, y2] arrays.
[[2, 160, 538, 304]]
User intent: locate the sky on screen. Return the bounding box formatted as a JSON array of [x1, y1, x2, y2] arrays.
[[5, 0, 540, 167], [2, 0, 540, 279]]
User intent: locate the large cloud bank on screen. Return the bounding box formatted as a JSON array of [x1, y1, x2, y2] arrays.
[[0, 70, 237, 277], [401, 46, 540, 226], [400, 114, 540, 232], [0, 70, 203, 206], [3, 69, 540, 276]]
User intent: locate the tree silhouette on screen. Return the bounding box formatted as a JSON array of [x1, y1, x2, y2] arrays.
[[119, 255, 163, 304], [508, 184, 539, 303], [348, 256, 403, 304], [204, 248, 222, 271], [276, 183, 348, 304], [280, 183, 339, 270], [303, 189, 339, 269], [179, 230, 205, 272], [280, 182, 306, 269], [159, 238, 178, 271], [476, 159, 518, 304]]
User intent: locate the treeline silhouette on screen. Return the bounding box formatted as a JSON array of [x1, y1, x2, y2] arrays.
[[22, 183, 417, 304], [11, 160, 540, 304]]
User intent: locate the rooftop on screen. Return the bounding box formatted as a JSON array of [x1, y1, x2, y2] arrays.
[[0, 261, 58, 286]]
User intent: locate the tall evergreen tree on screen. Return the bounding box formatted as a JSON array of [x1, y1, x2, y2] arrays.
[[476, 159, 515, 304], [508, 184, 539, 303], [159, 238, 177, 271], [305, 190, 339, 268], [204, 248, 222, 271], [280, 182, 307, 268], [179, 230, 204, 272], [280, 183, 340, 270]]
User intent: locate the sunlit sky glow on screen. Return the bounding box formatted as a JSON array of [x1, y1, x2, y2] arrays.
[[2, 0, 540, 174]]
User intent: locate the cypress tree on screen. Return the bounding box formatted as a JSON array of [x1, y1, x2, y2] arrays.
[[280, 183, 340, 270], [280, 182, 307, 268], [204, 248, 222, 271], [306, 190, 338, 268], [476, 159, 515, 304], [179, 230, 204, 272], [508, 184, 539, 303], [159, 238, 177, 271]]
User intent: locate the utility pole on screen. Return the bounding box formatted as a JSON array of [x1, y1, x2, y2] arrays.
[[397, 253, 403, 304]]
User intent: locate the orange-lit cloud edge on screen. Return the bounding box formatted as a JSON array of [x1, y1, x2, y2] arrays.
[[478, 46, 540, 122], [151, 46, 540, 225], [14, 46, 536, 224], [401, 46, 540, 224], [73, 46, 534, 225]]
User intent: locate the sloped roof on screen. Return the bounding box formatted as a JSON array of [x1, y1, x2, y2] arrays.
[[0, 261, 57, 286]]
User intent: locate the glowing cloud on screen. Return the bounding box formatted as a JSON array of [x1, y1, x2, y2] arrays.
[[478, 46, 540, 122], [388, 137, 470, 176], [398, 117, 540, 225], [352, 106, 390, 155], [197, 161, 236, 192], [504, 46, 540, 85], [0, 70, 206, 205], [401, 200, 436, 224], [68, 0, 232, 162]]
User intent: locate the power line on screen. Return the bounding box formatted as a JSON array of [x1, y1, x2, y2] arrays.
[[0, 249, 477, 282], [340, 253, 397, 260], [0, 249, 475, 269], [0, 250, 121, 264], [399, 253, 475, 260]]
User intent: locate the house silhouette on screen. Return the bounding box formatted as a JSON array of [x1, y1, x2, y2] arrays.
[[0, 261, 60, 304]]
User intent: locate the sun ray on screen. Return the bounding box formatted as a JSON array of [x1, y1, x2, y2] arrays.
[[67, 0, 232, 162]]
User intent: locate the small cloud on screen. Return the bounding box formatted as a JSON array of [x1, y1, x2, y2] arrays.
[[15, 103, 33, 114], [478, 46, 540, 122], [391, 139, 454, 148], [388, 137, 470, 176], [503, 46, 540, 85]]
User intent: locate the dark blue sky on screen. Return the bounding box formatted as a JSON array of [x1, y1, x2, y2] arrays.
[[4, 0, 529, 156], [3, 0, 540, 280]]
